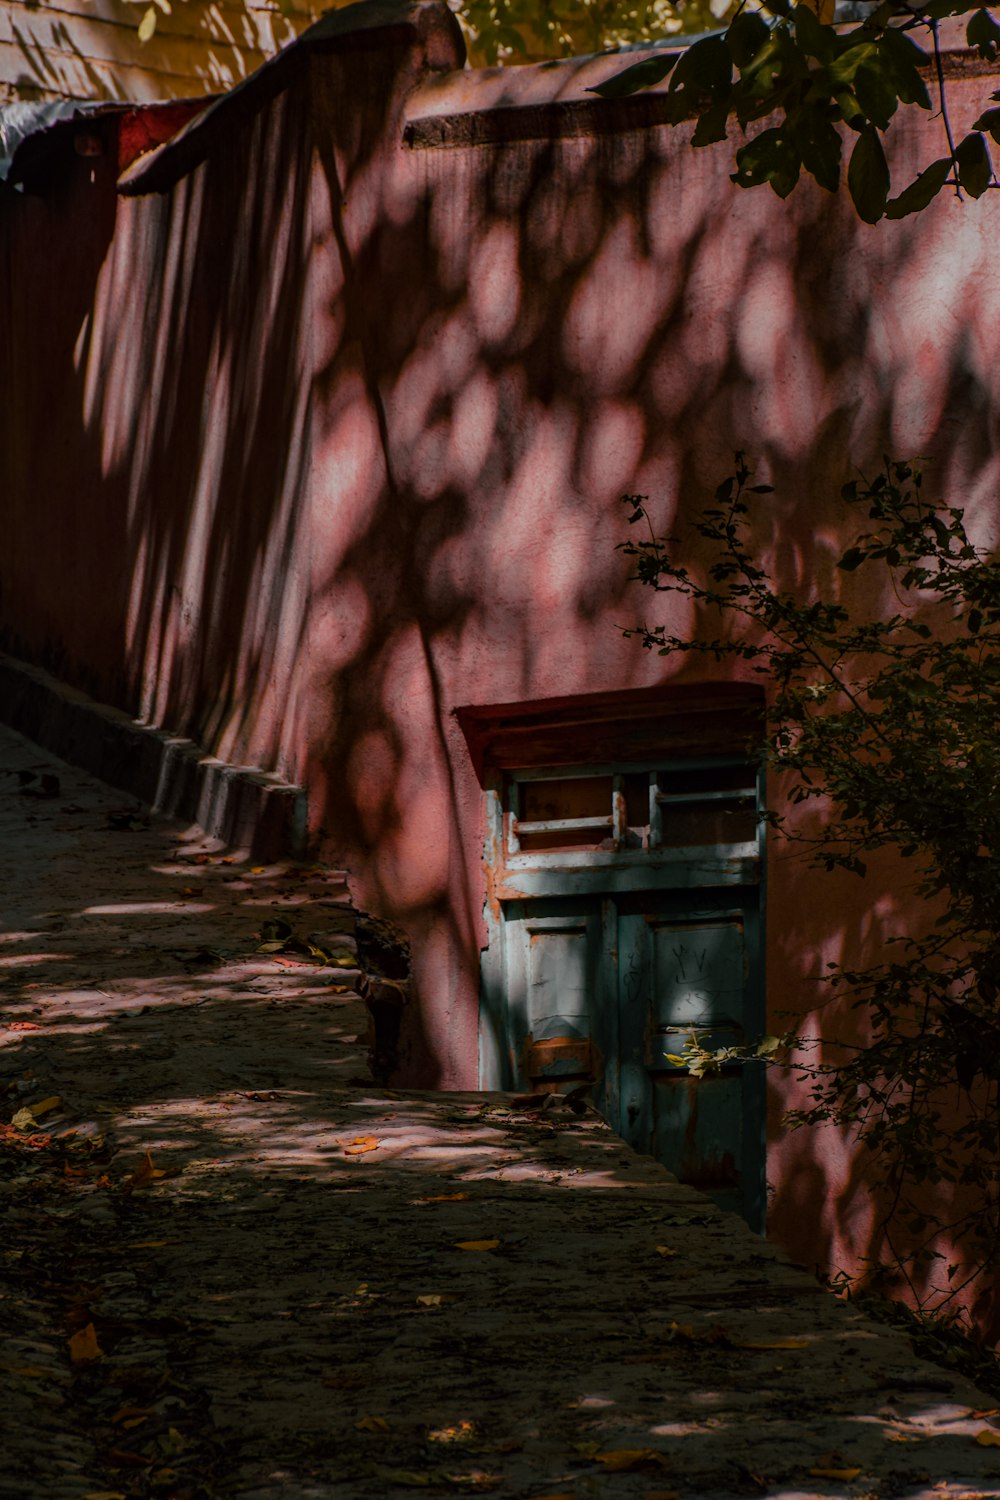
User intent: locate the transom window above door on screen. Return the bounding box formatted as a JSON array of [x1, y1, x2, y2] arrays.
[[504, 760, 760, 862]]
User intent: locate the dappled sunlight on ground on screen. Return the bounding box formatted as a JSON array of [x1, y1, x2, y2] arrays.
[[4, 727, 1000, 1496]]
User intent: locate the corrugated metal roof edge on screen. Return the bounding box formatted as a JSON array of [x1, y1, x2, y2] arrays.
[[0, 96, 210, 188], [117, 0, 464, 197]]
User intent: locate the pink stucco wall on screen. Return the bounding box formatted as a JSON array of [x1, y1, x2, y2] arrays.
[[4, 0, 1000, 1308]]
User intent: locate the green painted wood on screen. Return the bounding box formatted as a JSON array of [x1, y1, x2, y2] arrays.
[[480, 757, 766, 1231]]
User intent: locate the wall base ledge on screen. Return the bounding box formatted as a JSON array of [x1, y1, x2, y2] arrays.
[[0, 652, 306, 861]]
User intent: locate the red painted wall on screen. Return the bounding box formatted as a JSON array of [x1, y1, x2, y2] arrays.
[[4, 1, 1000, 1308]]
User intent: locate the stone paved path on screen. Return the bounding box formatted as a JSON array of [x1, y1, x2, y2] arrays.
[[4, 721, 1000, 1500]]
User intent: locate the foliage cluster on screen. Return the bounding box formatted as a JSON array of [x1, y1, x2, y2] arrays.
[[455, 0, 735, 65], [621, 458, 1000, 1314], [593, 0, 1000, 223]]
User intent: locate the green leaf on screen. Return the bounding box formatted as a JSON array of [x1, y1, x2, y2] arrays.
[[692, 100, 731, 146], [792, 3, 836, 63], [791, 104, 842, 192], [854, 58, 898, 131], [968, 8, 1000, 59], [847, 127, 889, 223], [732, 128, 801, 197], [884, 157, 951, 219], [838, 546, 867, 571], [741, 29, 798, 97], [829, 38, 877, 86], [834, 88, 867, 130], [675, 34, 733, 90], [877, 30, 932, 109], [589, 53, 678, 99], [728, 10, 771, 68], [955, 131, 993, 197]]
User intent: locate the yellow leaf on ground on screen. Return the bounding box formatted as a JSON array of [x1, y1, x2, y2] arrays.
[[68, 1323, 103, 1363], [416, 1294, 445, 1307], [454, 1239, 500, 1252], [81, 1492, 127, 1499], [128, 1151, 168, 1188], [809, 1468, 862, 1480], [11, 1108, 35, 1130], [416, 1193, 469, 1203], [655, 1246, 677, 1257], [593, 1449, 670, 1472], [344, 1136, 380, 1155], [975, 1429, 1000, 1447], [29, 1095, 62, 1117], [737, 1338, 810, 1351], [356, 1415, 390, 1432], [428, 1421, 475, 1444]]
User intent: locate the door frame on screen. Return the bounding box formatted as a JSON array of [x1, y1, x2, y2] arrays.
[[479, 756, 767, 1229]]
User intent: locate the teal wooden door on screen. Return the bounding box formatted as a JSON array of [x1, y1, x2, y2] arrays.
[[481, 758, 766, 1229]]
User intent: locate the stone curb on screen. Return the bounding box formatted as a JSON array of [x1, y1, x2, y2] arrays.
[[0, 650, 307, 860]]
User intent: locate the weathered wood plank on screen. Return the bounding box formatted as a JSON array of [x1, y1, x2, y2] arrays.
[[0, 0, 321, 101], [0, 35, 218, 98]]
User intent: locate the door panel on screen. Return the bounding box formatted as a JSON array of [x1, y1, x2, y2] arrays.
[[649, 918, 745, 1029], [618, 899, 763, 1228], [501, 899, 617, 1118], [649, 1070, 745, 1216]]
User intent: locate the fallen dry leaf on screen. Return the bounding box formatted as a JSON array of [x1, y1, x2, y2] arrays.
[[416, 1294, 446, 1307], [809, 1467, 862, 1480], [5, 1021, 41, 1031], [455, 1239, 500, 1252], [655, 1245, 677, 1257], [343, 1136, 380, 1156], [356, 1415, 390, 1432], [126, 1239, 180, 1250], [107, 1448, 153, 1469], [975, 1429, 1000, 1447], [111, 1406, 153, 1425], [429, 1421, 475, 1444], [68, 1323, 103, 1364], [125, 1150, 168, 1190], [10, 1108, 35, 1130], [592, 1449, 670, 1473], [81, 1492, 127, 1500], [415, 1193, 469, 1204]]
